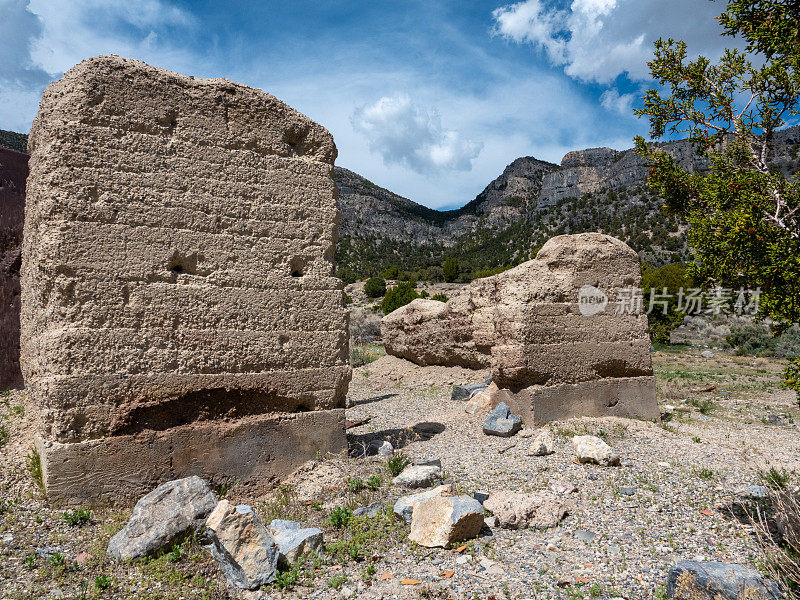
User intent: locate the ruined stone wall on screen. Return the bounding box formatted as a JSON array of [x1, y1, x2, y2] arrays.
[[0, 147, 26, 390], [22, 56, 351, 504], [382, 233, 658, 423]]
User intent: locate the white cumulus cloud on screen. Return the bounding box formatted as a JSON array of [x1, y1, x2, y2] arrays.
[[600, 88, 636, 115], [351, 94, 483, 175], [492, 0, 732, 84]]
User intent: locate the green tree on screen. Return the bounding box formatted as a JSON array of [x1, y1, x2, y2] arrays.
[[442, 257, 459, 283], [337, 267, 358, 285], [635, 0, 800, 395], [641, 263, 692, 343], [363, 277, 387, 298], [380, 281, 420, 315]]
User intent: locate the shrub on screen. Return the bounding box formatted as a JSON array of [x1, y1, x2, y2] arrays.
[[380, 282, 419, 315], [95, 575, 112, 590], [431, 293, 448, 302], [329, 507, 352, 529], [364, 277, 386, 298], [350, 347, 380, 367], [752, 487, 800, 595], [26, 448, 44, 495], [443, 257, 459, 283], [386, 453, 410, 477], [727, 323, 800, 358], [346, 478, 364, 493], [382, 266, 399, 279], [426, 266, 444, 282], [62, 509, 92, 526], [337, 267, 358, 285], [640, 262, 692, 344], [343, 293, 353, 305]]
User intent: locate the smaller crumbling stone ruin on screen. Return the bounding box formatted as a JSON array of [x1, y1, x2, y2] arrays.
[[382, 233, 659, 423], [21, 56, 351, 504], [0, 146, 26, 390]]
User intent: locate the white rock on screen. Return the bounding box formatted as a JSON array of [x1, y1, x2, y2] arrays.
[[527, 429, 556, 456], [484, 490, 567, 529], [572, 435, 620, 466], [204, 500, 279, 589], [409, 496, 484, 548], [701, 350, 715, 358], [393, 464, 441, 488], [268, 520, 323, 566], [393, 484, 453, 523]]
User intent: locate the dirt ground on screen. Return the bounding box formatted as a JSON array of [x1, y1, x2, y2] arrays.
[[1, 347, 798, 599]]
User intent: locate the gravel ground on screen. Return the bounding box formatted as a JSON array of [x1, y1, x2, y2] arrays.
[[1, 348, 798, 600]]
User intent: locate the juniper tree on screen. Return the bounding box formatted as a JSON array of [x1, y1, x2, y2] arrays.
[[635, 0, 800, 395]]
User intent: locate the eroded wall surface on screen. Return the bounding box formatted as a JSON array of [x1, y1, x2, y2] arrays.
[[22, 56, 351, 503]]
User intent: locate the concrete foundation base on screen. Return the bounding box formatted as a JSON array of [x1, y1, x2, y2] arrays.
[[37, 408, 346, 506], [493, 377, 658, 425]]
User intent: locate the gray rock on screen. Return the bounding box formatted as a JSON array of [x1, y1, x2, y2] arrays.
[[393, 484, 453, 523], [367, 440, 393, 457], [452, 383, 487, 402], [484, 374, 493, 386], [412, 457, 442, 468], [735, 485, 769, 499], [353, 502, 384, 519], [268, 519, 323, 566], [701, 350, 715, 358], [619, 487, 637, 496], [393, 464, 441, 488], [107, 476, 217, 560], [767, 414, 786, 426], [473, 491, 490, 504], [204, 500, 279, 589], [666, 560, 784, 599], [483, 402, 522, 437], [574, 529, 597, 543]]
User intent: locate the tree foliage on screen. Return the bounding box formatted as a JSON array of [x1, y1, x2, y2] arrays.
[[635, 0, 800, 394], [363, 277, 387, 298], [442, 257, 459, 283], [380, 281, 420, 315]]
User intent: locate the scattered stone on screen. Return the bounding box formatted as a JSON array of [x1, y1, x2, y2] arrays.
[[268, 520, 323, 566], [367, 440, 394, 457], [393, 464, 442, 488], [619, 487, 637, 496], [204, 500, 279, 589], [107, 476, 217, 560], [666, 560, 783, 599], [412, 457, 442, 468], [484, 490, 567, 529], [473, 491, 490, 504], [550, 481, 578, 495], [572, 435, 621, 466], [452, 383, 487, 402], [735, 485, 769, 499], [518, 428, 537, 439], [409, 496, 485, 548], [574, 529, 597, 543], [484, 516, 498, 528], [455, 554, 472, 565], [701, 350, 715, 359], [394, 484, 453, 523], [465, 389, 493, 414], [767, 414, 786, 426], [483, 402, 522, 437], [527, 429, 556, 456], [36, 546, 65, 559], [354, 502, 385, 519]]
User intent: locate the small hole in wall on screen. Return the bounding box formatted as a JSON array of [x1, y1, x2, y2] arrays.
[[171, 264, 184, 274], [290, 257, 305, 278]]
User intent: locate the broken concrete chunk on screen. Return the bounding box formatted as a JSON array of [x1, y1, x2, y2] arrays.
[[204, 500, 279, 589], [409, 496, 485, 548], [483, 490, 567, 529], [107, 476, 217, 561]]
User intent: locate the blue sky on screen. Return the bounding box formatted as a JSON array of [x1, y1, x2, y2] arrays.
[[1, 0, 734, 209]]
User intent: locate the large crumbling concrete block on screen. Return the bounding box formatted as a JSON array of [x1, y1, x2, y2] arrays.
[[382, 233, 658, 423], [21, 56, 350, 504], [0, 147, 26, 390]]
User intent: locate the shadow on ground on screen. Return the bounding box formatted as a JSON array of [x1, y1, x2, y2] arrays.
[[348, 421, 446, 457]]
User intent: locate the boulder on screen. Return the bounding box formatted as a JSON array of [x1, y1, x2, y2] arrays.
[[268, 519, 323, 566], [353, 502, 385, 519], [527, 429, 556, 456], [393, 464, 441, 488], [204, 500, 279, 589], [483, 402, 522, 437], [452, 382, 487, 402], [465, 387, 494, 414], [483, 490, 567, 529], [107, 476, 216, 560], [393, 484, 453, 523], [409, 496, 485, 548], [666, 560, 783, 599], [572, 435, 620, 466]]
